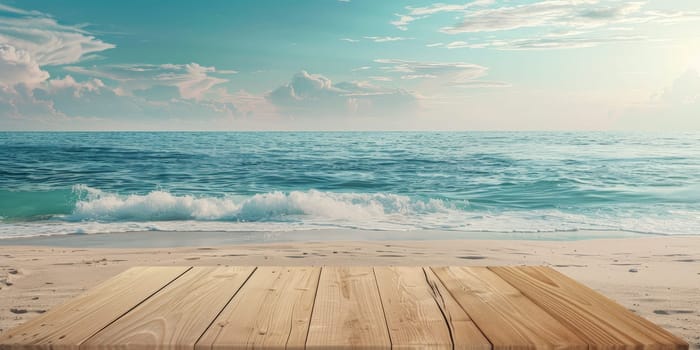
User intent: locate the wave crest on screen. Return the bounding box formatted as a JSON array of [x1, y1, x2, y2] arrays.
[[69, 186, 452, 222]]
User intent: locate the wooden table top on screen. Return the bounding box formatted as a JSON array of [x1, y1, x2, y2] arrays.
[[0, 266, 688, 350]]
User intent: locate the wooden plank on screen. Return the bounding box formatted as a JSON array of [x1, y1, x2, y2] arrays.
[[374, 266, 477, 350], [81, 266, 255, 350], [490, 266, 689, 350], [306, 267, 391, 350], [195, 266, 320, 350], [432, 266, 586, 350], [423, 267, 492, 350], [0, 266, 190, 350]]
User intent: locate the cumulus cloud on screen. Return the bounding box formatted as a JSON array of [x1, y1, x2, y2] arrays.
[[46, 75, 105, 97], [2, 60, 249, 126], [0, 72, 248, 129], [0, 4, 114, 66], [266, 70, 418, 116], [0, 44, 49, 87], [0, 3, 271, 128]]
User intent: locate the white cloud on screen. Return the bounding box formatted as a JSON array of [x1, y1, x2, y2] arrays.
[[0, 61, 255, 127], [0, 4, 114, 66], [267, 70, 418, 116], [391, 0, 494, 30], [369, 76, 393, 82], [390, 15, 417, 31], [64, 63, 232, 101], [0, 44, 49, 87], [363, 36, 412, 42], [444, 41, 471, 49], [167, 63, 229, 100], [373, 58, 510, 90], [396, 1, 700, 50], [449, 81, 512, 88], [375, 58, 487, 81], [341, 36, 412, 43], [458, 34, 648, 50], [47, 75, 105, 97], [439, 0, 643, 34]]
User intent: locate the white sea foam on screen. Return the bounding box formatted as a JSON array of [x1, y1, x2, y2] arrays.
[[69, 185, 452, 222], [0, 186, 697, 238]]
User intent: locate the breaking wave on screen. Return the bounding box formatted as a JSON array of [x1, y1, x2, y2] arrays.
[[68, 185, 453, 222]]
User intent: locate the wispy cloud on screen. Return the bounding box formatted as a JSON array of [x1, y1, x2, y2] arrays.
[[341, 36, 412, 43], [375, 58, 487, 81], [373, 58, 508, 89], [0, 4, 114, 66], [369, 76, 393, 82], [432, 35, 650, 50], [363, 36, 412, 42], [391, 0, 494, 30], [438, 1, 651, 34], [401, 1, 700, 50], [64, 63, 234, 100]]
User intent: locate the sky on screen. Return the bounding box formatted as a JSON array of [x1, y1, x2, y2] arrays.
[[1, 0, 700, 131]]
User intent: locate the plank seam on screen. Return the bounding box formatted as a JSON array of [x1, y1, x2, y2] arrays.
[[422, 267, 456, 350], [372, 267, 393, 349], [193, 266, 258, 349], [429, 266, 495, 350], [77, 266, 193, 349], [299, 266, 322, 349]]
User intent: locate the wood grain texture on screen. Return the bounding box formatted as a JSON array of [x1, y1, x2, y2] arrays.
[[432, 266, 587, 350], [0, 266, 190, 350], [422, 267, 492, 350], [373, 267, 455, 349], [81, 266, 255, 350], [490, 266, 689, 350], [195, 266, 320, 350], [306, 267, 391, 350], [1, 265, 688, 350]]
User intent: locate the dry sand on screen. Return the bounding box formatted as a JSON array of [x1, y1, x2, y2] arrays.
[[0, 234, 698, 347]]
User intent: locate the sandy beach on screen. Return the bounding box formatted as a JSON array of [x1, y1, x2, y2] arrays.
[[0, 232, 698, 347]]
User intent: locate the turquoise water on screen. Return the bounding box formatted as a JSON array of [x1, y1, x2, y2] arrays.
[[1, 132, 699, 238]]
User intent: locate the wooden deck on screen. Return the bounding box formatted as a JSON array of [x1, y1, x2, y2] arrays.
[[0, 266, 688, 350]]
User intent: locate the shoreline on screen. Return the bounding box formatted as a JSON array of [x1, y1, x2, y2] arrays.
[[0, 233, 698, 347], [0, 228, 654, 248]]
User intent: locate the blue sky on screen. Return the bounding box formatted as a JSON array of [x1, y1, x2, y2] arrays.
[[1, 0, 700, 130]]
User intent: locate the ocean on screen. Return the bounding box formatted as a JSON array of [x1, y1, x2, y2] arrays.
[[1, 132, 699, 239]]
